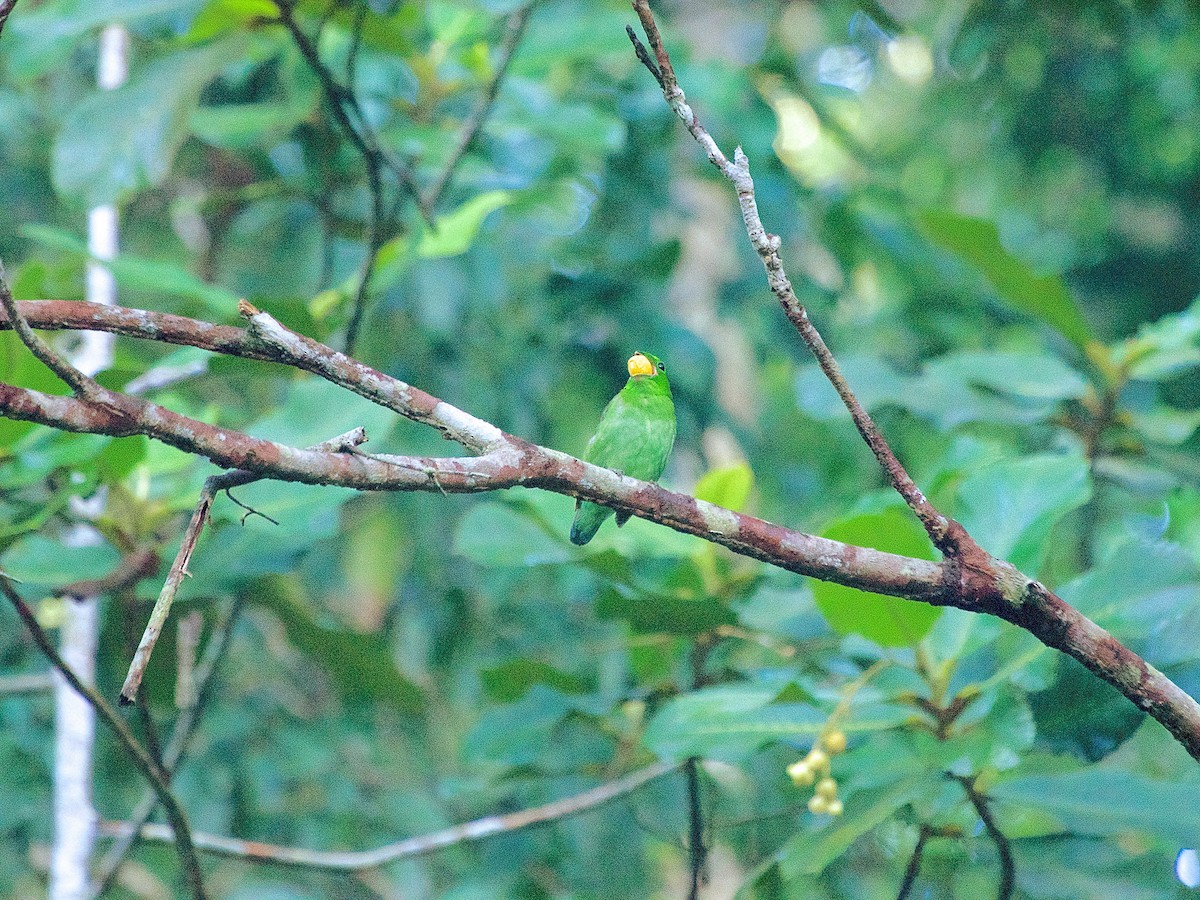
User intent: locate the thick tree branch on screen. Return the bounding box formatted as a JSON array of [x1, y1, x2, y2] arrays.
[[0, 374, 945, 598], [99, 761, 674, 872], [2, 298, 1200, 759], [0, 578, 207, 899]]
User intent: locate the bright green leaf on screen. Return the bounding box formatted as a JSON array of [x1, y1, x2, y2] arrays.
[[777, 777, 934, 878], [812, 508, 940, 647], [418, 191, 513, 258], [694, 462, 754, 512]]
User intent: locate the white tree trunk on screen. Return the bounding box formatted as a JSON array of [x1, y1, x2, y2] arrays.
[[48, 23, 128, 900]]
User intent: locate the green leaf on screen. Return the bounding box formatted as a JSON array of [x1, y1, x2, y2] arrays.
[[642, 683, 907, 762], [694, 462, 754, 512], [920, 210, 1094, 349], [215, 199, 324, 300], [258, 579, 423, 712], [418, 191, 513, 258], [21, 225, 240, 316], [465, 684, 608, 767], [4, 0, 201, 80], [991, 768, 1200, 845], [53, 41, 238, 206], [796, 350, 1085, 430], [454, 501, 574, 567], [777, 777, 934, 878], [95, 436, 148, 482], [481, 658, 589, 702], [1, 534, 119, 589], [596, 581, 737, 635], [811, 508, 940, 647], [1059, 538, 1200, 668], [1119, 297, 1200, 381], [0, 329, 72, 447], [185, 0, 278, 42], [955, 453, 1091, 573], [190, 99, 318, 150], [644, 685, 819, 761]]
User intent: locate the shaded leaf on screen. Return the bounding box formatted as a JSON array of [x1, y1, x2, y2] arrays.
[[258, 579, 423, 711], [920, 210, 1093, 349], [481, 658, 589, 702], [956, 453, 1091, 573], [53, 41, 237, 206]]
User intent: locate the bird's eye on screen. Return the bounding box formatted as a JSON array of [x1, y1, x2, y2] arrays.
[[657, 362, 665, 371]]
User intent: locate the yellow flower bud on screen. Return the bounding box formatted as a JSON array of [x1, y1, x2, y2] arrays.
[[805, 747, 828, 769], [822, 730, 847, 754], [827, 798, 844, 816], [816, 777, 838, 800], [786, 760, 815, 786], [807, 794, 829, 814]]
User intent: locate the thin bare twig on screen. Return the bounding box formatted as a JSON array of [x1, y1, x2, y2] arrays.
[[0, 577, 207, 899], [684, 759, 705, 900], [91, 597, 243, 898], [627, 3, 955, 552], [273, 0, 430, 354], [100, 761, 675, 871], [120, 428, 367, 705], [423, 3, 536, 210], [954, 775, 1014, 900]]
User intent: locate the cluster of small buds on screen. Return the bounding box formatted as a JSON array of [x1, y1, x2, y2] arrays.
[[786, 730, 847, 816]]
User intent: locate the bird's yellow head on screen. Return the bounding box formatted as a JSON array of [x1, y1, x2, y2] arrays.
[[628, 351, 664, 378]]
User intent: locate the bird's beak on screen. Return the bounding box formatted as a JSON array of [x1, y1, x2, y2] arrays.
[[627, 353, 654, 377]]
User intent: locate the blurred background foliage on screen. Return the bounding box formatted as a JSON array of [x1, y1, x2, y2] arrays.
[[2, 0, 1200, 897]]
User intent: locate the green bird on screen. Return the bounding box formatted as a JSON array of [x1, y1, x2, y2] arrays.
[[570, 351, 676, 546]]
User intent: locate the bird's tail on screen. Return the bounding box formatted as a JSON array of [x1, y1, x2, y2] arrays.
[[570, 501, 612, 546]]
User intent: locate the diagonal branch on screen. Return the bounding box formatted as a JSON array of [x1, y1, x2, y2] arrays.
[[0, 577, 207, 899], [99, 761, 674, 871], [1, 298, 1200, 761], [92, 597, 243, 897], [119, 428, 368, 704], [620, 1, 1200, 762], [627, 3, 955, 554], [0, 259, 99, 397]]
